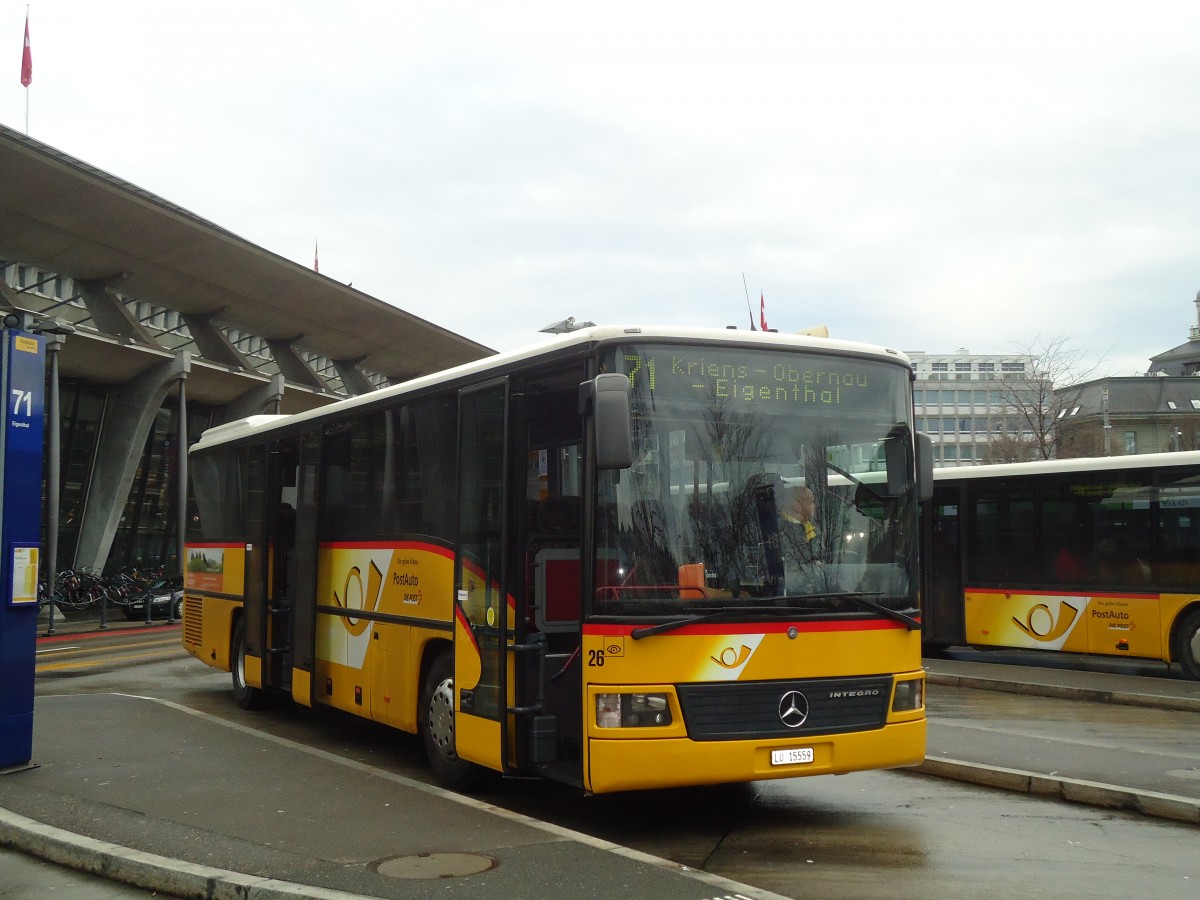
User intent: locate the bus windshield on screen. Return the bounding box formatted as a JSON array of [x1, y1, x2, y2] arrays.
[[593, 343, 918, 618]]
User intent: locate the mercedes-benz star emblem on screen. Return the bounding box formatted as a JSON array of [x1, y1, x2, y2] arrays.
[[778, 690, 809, 728]]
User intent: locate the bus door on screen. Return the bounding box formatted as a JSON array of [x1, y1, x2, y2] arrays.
[[454, 381, 512, 772], [264, 434, 321, 710], [923, 481, 965, 646], [240, 446, 269, 690], [286, 432, 320, 705], [515, 367, 589, 785], [248, 437, 305, 695]]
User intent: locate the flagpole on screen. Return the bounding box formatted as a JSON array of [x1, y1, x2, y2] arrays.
[[21, 5, 31, 135]]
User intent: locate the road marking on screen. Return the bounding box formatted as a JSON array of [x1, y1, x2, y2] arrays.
[[36, 649, 184, 672], [929, 719, 1200, 761], [37, 637, 180, 658]]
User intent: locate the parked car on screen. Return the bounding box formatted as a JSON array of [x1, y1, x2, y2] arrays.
[[124, 575, 184, 620]]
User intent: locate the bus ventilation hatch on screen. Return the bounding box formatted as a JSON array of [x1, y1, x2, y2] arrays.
[[182, 598, 203, 647]]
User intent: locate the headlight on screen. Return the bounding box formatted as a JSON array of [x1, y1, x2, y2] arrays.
[[892, 678, 924, 712], [595, 692, 673, 728]]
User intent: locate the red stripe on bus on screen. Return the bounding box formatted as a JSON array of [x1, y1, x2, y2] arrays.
[[967, 586, 1159, 601], [583, 618, 916, 637], [459, 558, 516, 610], [454, 605, 479, 653], [321, 541, 455, 560]]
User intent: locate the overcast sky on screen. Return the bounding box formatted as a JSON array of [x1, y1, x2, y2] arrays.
[[6, 1, 1200, 376]]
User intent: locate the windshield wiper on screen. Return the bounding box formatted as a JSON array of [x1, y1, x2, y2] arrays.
[[792, 591, 921, 631], [630, 607, 780, 640], [628, 594, 920, 640]]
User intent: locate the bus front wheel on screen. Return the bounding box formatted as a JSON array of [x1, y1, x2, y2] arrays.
[[1176, 608, 1200, 681], [231, 617, 264, 710], [421, 652, 485, 791]]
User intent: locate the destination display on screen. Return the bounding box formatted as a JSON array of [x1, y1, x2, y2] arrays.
[[613, 345, 905, 413]]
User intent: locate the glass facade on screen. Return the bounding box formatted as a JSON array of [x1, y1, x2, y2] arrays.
[[43, 380, 217, 575], [50, 382, 106, 566], [909, 352, 1038, 468]]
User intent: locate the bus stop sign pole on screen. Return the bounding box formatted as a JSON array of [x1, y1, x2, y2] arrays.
[[0, 321, 45, 769]]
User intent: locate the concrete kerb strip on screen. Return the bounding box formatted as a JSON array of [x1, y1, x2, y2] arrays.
[[924, 670, 1200, 715], [0, 804, 375, 900], [909, 757, 1200, 826]]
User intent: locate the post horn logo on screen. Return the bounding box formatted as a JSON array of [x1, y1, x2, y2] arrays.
[[333, 560, 384, 636], [1012, 600, 1080, 642], [711, 644, 753, 669]]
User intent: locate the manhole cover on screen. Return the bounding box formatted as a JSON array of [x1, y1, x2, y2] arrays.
[[377, 852, 497, 880], [1166, 768, 1200, 781]]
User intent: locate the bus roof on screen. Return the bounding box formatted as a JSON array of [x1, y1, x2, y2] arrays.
[[931, 450, 1200, 482], [191, 325, 913, 453]]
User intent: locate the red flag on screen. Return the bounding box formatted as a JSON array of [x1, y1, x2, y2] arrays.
[[314, 240, 319, 272], [759, 292, 768, 331], [20, 14, 32, 87]]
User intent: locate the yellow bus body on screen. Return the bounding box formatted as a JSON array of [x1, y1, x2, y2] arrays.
[[185, 537, 926, 792], [180, 327, 932, 790], [577, 623, 925, 793], [964, 588, 1194, 664], [586, 720, 926, 793]]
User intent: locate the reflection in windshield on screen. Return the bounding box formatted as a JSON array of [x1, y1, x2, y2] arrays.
[[593, 344, 917, 618]]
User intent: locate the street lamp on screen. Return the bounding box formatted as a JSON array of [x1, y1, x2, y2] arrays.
[[30, 316, 74, 635]]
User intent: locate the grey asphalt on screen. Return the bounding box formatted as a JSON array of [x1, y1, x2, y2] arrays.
[[0, 689, 781, 900], [3, 618, 1199, 899]]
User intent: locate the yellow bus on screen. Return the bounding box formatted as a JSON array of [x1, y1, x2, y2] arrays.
[[182, 326, 931, 793], [921, 452, 1200, 680]]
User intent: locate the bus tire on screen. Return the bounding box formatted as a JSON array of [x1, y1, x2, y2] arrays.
[[1175, 608, 1200, 681], [231, 616, 264, 710], [421, 651, 485, 791]]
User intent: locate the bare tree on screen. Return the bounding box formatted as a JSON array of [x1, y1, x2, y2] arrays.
[[993, 335, 1104, 461], [979, 432, 1035, 464], [1055, 427, 1108, 459]]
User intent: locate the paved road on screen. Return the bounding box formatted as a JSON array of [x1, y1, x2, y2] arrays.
[[5, 624, 1199, 898]]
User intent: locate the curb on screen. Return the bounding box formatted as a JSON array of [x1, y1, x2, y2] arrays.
[[924, 670, 1200, 715], [0, 805, 379, 900], [909, 757, 1200, 826]]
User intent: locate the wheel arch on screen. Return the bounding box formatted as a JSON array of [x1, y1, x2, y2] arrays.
[[416, 636, 454, 724], [1168, 599, 1200, 674]]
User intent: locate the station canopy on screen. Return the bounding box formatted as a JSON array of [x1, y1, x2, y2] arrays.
[[0, 123, 493, 407]]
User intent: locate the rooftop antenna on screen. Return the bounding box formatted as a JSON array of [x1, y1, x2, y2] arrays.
[[741, 273, 756, 331]]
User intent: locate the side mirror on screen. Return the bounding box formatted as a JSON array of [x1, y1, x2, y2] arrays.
[[884, 433, 907, 498], [916, 432, 934, 501], [581, 374, 633, 470]]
